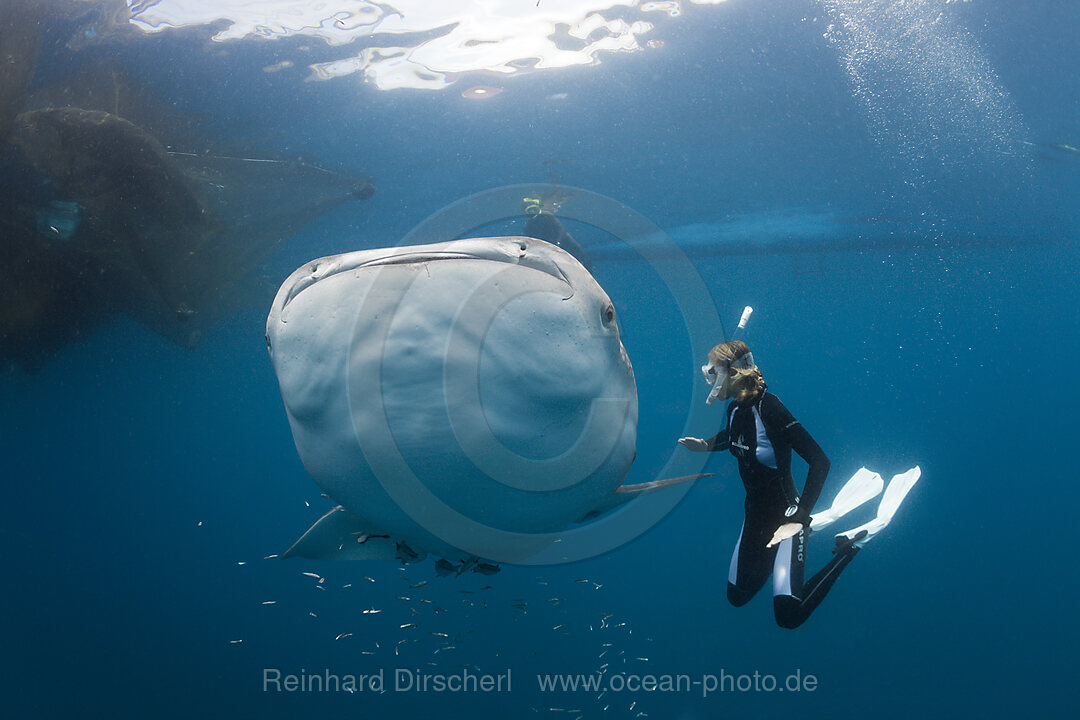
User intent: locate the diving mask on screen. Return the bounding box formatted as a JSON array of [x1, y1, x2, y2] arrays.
[[701, 352, 756, 405]]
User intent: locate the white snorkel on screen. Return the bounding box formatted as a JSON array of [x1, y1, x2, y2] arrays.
[[734, 305, 753, 338], [702, 306, 754, 405]]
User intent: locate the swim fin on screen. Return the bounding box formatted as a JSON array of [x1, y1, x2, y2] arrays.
[[834, 466, 921, 547], [832, 529, 869, 555], [809, 467, 884, 531]]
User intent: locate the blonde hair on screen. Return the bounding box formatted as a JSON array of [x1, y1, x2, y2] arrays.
[[708, 339, 749, 367], [707, 340, 764, 403]]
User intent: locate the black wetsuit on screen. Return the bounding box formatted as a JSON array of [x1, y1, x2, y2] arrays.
[[707, 390, 858, 629]]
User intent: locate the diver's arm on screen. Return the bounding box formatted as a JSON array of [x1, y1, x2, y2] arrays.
[[678, 429, 729, 452], [766, 423, 830, 549], [763, 395, 829, 526], [707, 428, 731, 451], [785, 425, 829, 526]]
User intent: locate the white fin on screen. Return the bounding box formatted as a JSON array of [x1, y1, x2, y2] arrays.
[[835, 466, 921, 547], [809, 467, 884, 530]]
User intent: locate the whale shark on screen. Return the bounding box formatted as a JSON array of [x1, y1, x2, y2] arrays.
[[266, 236, 705, 568]]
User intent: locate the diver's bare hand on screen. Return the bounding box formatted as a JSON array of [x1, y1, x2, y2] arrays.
[[678, 437, 709, 452], [766, 522, 803, 548]]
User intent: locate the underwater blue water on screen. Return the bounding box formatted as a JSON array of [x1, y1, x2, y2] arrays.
[[2, 1, 1079, 718]]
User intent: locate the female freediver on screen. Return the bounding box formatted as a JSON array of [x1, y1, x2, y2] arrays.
[[678, 340, 866, 629]]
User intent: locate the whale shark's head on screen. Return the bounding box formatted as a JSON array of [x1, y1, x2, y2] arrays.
[[267, 237, 637, 563]]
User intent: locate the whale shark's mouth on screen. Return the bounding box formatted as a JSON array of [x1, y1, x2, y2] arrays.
[[276, 238, 573, 313]]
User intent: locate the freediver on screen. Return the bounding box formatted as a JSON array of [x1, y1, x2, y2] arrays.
[[521, 195, 592, 272], [678, 339, 864, 629]]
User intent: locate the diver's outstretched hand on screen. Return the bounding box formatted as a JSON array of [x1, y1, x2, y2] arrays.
[[678, 437, 709, 452], [766, 522, 803, 548]]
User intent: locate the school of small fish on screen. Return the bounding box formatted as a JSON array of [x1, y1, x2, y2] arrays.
[[230, 548, 657, 716]]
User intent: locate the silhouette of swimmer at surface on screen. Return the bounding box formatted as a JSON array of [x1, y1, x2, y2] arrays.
[[522, 203, 593, 272]]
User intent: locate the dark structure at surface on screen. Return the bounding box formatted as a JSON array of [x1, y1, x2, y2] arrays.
[[1, 26, 375, 371]]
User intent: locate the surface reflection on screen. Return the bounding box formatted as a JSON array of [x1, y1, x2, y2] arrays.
[[129, 0, 728, 90]]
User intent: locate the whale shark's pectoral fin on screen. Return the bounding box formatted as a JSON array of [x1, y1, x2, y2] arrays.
[[283, 506, 426, 563], [615, 473, 715, 496], [578, 473, 716, 522]]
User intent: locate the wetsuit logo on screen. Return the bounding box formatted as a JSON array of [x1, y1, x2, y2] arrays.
[[731, 434, 749, 458]]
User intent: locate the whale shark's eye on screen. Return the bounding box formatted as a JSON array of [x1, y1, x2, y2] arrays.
[[602, 304, 615, 326]]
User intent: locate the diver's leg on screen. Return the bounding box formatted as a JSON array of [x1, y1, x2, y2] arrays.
[[772, 530, 860, 629], [727, 517, 777, 607]]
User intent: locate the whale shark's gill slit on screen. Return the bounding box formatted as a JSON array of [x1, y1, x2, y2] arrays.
[[554, 264, 574, 301], [359, 252, 476, 268]]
